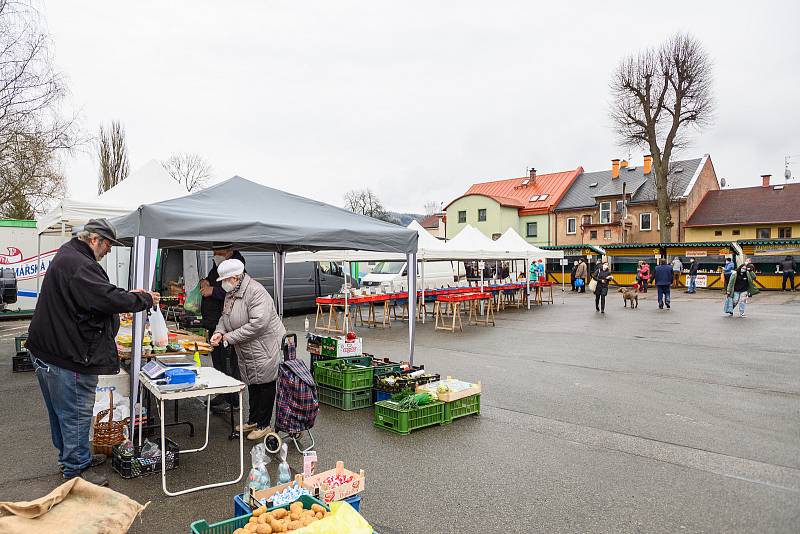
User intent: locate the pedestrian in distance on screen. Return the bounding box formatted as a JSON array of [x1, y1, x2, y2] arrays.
[[725, 262, 760, 317], [26, 219, 160, 487], [639, 260, 650, 293], [686, 258, 699, 293], [780, 255, 796, 291], [723, 257, 735, 290], [571, 260, 578, 291], [593, 261, 613, 313], [671, 256, 683, 288], [574, 259, 588, 293], [654, 258, 674, 309]]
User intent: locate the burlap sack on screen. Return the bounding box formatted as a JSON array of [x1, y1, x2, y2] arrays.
[[0, 478, 147, 534]]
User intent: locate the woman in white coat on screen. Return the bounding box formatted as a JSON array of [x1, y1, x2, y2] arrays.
[[210, 259, 286, 440]]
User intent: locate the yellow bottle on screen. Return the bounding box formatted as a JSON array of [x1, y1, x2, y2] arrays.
[[193, 342, 202, 367]]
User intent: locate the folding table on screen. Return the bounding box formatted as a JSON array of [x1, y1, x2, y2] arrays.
[[138, 366, 246, 496]]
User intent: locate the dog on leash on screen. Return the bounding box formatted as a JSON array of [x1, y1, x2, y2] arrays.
[[619, 287, 639, 308]]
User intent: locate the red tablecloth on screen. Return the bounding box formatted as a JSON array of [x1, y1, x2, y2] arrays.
[[436, 292, 493, 303]]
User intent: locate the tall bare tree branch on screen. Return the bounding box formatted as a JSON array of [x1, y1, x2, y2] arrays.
[[97, 120, 129, 193], [610, 33, 714, 242], [161, 152, 212, 192], [0, 0, 83, 216], [344, 188, 392, 222]]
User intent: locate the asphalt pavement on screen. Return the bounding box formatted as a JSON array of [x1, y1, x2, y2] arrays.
[[1, 288, 799, 533]]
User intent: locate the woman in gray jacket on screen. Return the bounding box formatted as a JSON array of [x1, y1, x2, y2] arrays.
[[210, 259, 286, 440]]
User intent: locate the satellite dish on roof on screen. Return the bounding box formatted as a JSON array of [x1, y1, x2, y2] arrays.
[[720, 178, 726, 188], [785, 167, 792, 181]]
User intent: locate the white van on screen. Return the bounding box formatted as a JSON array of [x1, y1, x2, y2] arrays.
[[361, 260, 457, 291]]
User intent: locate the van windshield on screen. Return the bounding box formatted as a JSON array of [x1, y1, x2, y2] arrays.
[[372, 261, 405, 275]]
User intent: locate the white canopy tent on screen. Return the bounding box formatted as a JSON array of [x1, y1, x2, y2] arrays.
[[36, 160, 189, 236], [34, 160, 190, 291]]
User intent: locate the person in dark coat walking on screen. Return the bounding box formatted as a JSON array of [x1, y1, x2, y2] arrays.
[[780, 255, 796, 291], [593, 261, 613, 313], [200, 243, 246, 411], [654, 258, 674, 309], [686, 258, 699, 293], [570, 260, 578, 291], [26, 219, 158, 487]]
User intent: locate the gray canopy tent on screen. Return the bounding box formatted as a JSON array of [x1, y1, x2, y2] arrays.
[[110, 176, 419, 437]]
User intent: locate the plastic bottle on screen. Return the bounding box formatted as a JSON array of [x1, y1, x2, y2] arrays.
[[304, 316, 309, 332], [277, 443, 291, 484]]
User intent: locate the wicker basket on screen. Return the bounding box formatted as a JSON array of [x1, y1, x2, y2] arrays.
[[92, 390, 130, 456]]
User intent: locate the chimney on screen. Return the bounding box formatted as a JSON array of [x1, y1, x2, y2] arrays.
[[529, 168, 537, 181], [620, 159, 629, 168], [643, 154, 652, 175], [761, 174, 771, 187], [611, 159, 620, 179]]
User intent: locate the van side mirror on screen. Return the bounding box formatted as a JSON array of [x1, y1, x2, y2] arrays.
[[402, 269, 407, 276]]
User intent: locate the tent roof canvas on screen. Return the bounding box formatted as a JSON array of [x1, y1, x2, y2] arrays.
[[494, 227, 564, 260], [111, 176, 418, 254], [36, 160, 188, 235]]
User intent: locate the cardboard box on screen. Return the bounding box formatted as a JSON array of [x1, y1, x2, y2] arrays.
[[336, 338, 362, 357], [249, 474, 306, 507], [417, 377, 482, 402], [303, 461, 365, 503]]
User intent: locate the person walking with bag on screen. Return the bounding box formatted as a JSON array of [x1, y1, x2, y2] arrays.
[[574, 259, 588, 293], [592, 261, 613, 313], [210, 259, 286, 440], [26, 219, 159, 487], [725, 263, 760, 317], [654, 258, 674, 309], [639, 261, 651, 293]]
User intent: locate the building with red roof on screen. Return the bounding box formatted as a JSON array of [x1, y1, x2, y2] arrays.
[[444, 166, 583, 245]]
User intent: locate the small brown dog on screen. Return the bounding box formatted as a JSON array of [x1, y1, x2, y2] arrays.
[[619, 287, 639, 308]]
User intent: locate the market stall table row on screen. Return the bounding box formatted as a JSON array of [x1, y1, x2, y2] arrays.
[[434, 291, 495, 332]]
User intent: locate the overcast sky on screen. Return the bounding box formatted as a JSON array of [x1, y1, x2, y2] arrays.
[[44, 1, 800, 213]]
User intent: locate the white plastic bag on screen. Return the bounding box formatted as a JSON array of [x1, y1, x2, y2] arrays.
[[149, 307, 169, 347]]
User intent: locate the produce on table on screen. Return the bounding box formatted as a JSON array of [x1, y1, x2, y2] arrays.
[[265, 482, 310, 507], [321, 473, 354, 489], [233, 501, 328, 533]]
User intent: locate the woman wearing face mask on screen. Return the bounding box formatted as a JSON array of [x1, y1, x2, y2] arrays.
[[593, 261, 613, 313], [210, 259, 286, 440], [200, 243, 246, 413]]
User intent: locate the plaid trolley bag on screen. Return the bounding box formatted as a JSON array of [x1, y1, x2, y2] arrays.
[[269, 333, 319, 453]]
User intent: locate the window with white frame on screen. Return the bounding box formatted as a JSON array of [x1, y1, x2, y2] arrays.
[[615, 200, 624, 214], [600, 201, 611, 223], [640, 212, 652, 231], [566, 217, 577, 234]]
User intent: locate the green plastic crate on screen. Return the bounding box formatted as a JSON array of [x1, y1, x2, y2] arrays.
[[373, 400, 444, 435], [191, 495, 325, 534], [310, 354, 371, 373], [443, 394, 481, 423], [318, 385, 373, 410], [314, 359, 373, 390], [371, 359, 403, 377]]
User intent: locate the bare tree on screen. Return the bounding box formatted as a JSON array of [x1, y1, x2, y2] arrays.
[[344, 188, 391, 222], [0, 1, 82, 215], [161, 153, 212, 192], [0, 132, 65, 218], [97, 121, 129, 193], [610, 33, 714, 242], [423, 201, 440, 216]]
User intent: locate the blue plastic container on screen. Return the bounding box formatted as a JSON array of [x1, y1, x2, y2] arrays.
[[165, 368, 195, 385], [374, 389, 392, 402]]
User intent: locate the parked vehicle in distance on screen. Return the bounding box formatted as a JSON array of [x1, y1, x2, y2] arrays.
[[360, 260, 457, 291], [160, 250, 345, 314]]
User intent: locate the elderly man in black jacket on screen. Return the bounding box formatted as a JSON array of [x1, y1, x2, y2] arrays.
[[27, 219, 159, 487]]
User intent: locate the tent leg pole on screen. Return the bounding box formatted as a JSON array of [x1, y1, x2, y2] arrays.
[[407, 253, 416, 365]]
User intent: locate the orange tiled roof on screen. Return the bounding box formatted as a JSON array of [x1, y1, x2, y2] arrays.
[[448, 167, 583, 215]]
